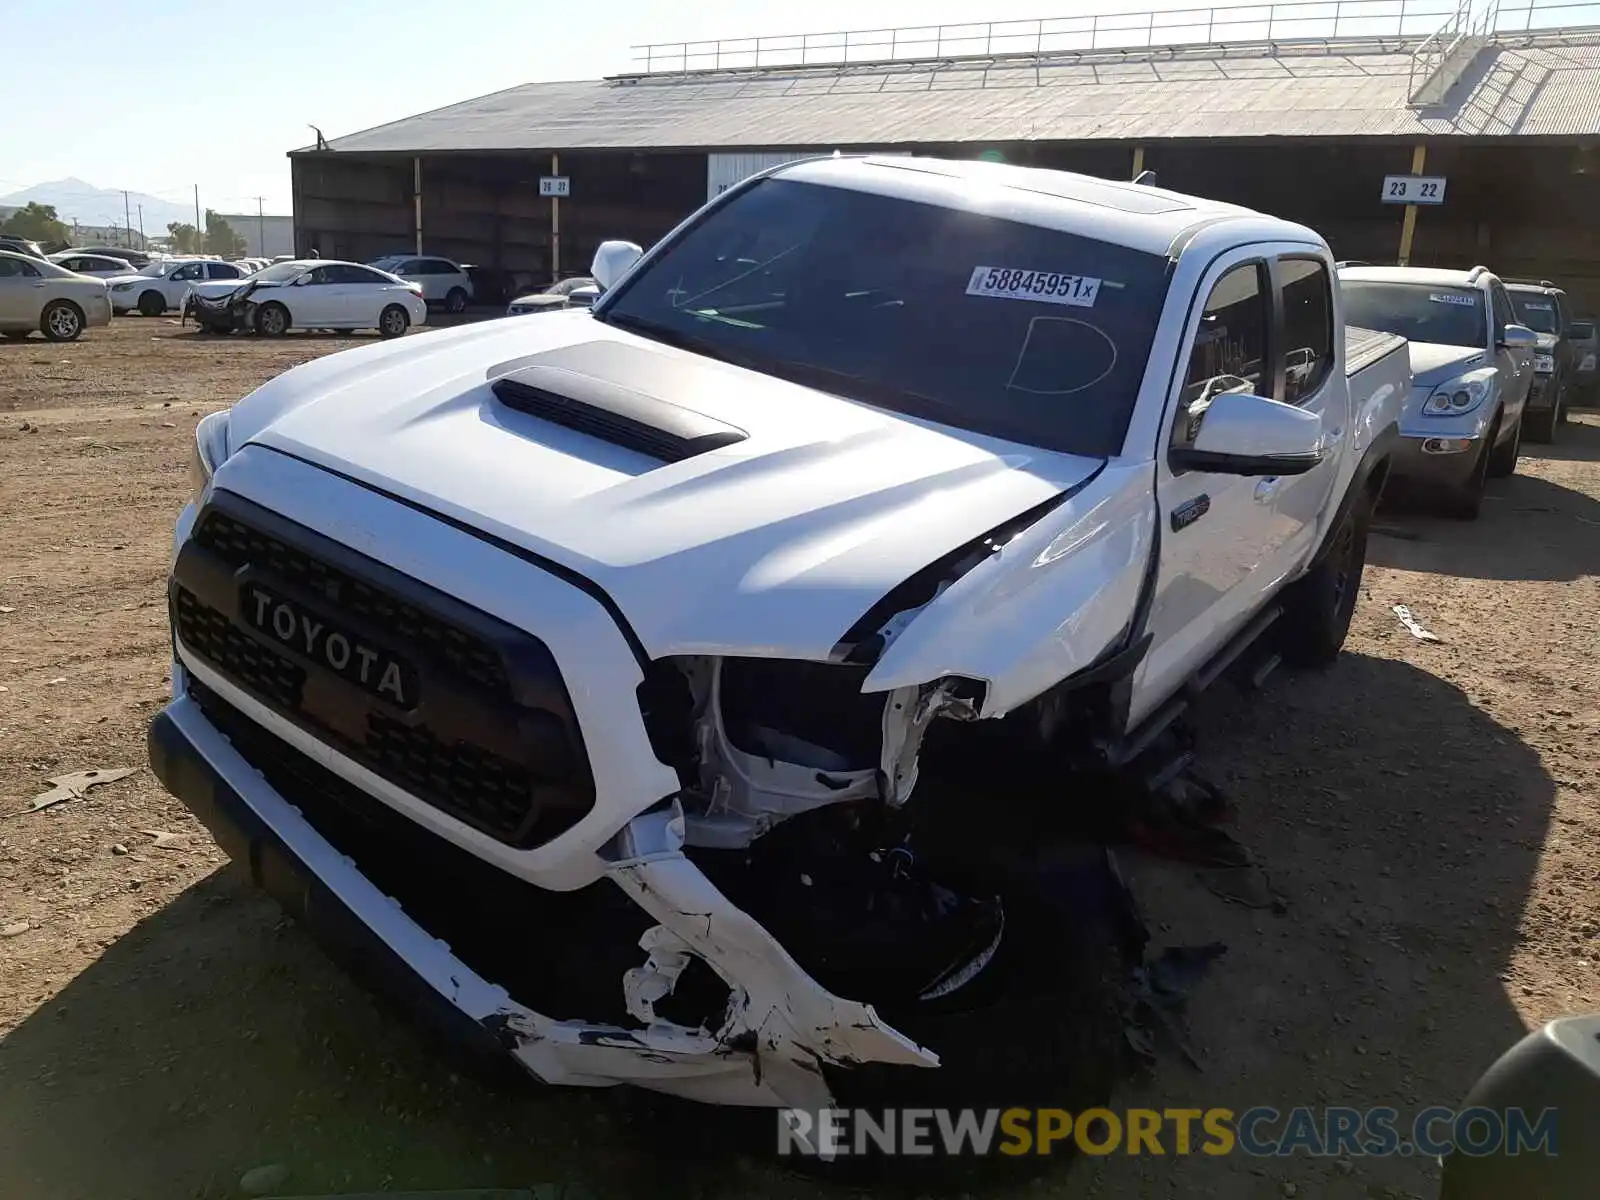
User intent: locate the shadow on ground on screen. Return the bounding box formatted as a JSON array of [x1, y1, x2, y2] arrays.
[[0, 640, 1553, 1200], [1371, 422, 1600, 582]]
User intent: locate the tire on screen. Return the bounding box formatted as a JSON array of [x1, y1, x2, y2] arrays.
[[1523, 399, 1559, 443], [254, 302, 290, 337], [1443, 421, 1495, 520], [40, 300, 85, 343], [444, 287, 468, 314], [137, 290, 165, 317], [1487, 414, 1521, 479], [378, 305, 410, 339], [1278, 493, 1371, 667]]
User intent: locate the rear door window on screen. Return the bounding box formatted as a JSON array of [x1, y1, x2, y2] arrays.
[[1278, 258, 1333, 405]]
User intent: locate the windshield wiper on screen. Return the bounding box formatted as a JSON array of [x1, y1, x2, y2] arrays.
[[593, 309, 758, 369]]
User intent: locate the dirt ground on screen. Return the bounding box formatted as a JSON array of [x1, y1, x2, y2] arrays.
[[1, 319, 1597, 1200]]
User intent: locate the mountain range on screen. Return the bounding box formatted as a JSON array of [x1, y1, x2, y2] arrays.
[[0, 178, 193, 233]]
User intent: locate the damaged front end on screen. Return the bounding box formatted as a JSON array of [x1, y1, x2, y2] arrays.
[[157, 452, 1151, 1117], [187, 283, 263, 334]]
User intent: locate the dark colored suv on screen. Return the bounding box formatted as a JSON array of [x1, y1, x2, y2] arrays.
[[1504, 279, 1575, 440]]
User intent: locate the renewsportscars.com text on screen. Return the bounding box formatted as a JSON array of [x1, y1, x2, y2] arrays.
[[776, 1105, 1558, 1159]]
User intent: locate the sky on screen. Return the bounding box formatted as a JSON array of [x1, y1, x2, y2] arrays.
[[0, 0, 1474, 217]]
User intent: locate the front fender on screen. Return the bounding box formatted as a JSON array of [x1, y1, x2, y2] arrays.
[[860, 462, 1154, 717]]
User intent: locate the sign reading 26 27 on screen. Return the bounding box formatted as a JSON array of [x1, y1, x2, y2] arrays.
[[966, 266, 1102, 307], [1382, 175, 1447, 205]]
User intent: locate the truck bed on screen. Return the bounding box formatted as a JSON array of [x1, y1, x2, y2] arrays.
[[1345, 326, 1408, 377]]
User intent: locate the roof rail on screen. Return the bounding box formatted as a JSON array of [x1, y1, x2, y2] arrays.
[[1334, 260, 1372, 268], [1466, 264, 1490, 281], [1503, 277, 1561, 289], [1132, 169, 1158, 186]]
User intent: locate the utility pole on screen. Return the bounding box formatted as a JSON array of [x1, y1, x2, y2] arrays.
[[194, 185, 202, 249], [122, 190, 131, 248], [252, 195, 266, 257], [137, 203, 145, 248]]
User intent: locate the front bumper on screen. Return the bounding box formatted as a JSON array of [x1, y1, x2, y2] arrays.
[[152, 448, 935, 1106]]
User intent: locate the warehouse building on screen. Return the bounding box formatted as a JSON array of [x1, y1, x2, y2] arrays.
[[287, 3, 1600, 307]]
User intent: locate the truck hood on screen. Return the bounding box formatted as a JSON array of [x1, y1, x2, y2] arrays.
[[234, 312, 1102, 663], [1408, 341, 1489, 389]]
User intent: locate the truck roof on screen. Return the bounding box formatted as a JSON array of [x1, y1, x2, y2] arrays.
[[771, 155, 1311, 258]]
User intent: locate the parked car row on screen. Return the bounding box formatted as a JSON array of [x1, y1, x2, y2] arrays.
[[184, 259, 428, 338], [1336, 264, 1592, 518]]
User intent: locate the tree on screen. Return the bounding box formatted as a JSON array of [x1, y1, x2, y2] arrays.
[[203, 210, 246, 258], [0, 202, 69, 245], [166, 221, 200, 254]]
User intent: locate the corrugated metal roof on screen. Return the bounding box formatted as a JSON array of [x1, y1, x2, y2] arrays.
[[309, 34, 1600, 156]]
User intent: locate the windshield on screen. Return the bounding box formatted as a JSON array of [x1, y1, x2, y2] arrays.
[[1509, 292, 1559, 334], [1340, 283, 1487, 349], [248, 261, 308, 282], [597, 178, 1171, 457]]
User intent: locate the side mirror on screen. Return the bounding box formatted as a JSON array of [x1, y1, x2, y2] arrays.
[[590, 240, 643, 291], [1171, 390, 1326, 477], [1499, 323, 1538, 350]]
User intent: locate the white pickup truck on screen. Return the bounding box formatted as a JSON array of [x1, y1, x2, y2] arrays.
[[151, 156, 1407, 1113]]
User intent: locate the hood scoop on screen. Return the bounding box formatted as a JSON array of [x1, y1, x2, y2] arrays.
[[489, 341, 749, 464]]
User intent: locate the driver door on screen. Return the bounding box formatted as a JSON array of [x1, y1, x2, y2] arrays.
[[1131, 253, 1285, 727], [292, 265, 336, 324]]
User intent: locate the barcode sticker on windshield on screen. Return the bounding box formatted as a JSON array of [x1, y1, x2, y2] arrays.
[[966, 266, 1102, 307], [1523, 300, 1554, 310], [1429, 293, 1478, 306]]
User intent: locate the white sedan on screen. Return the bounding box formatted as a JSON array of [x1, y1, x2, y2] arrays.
[[185, 259, 428, 338], [107, 258, 251, 316], [48, 251, 136, 278], [368, 254, 474, 311]]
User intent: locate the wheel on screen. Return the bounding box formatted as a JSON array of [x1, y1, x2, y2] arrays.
[[254, 302, 290, 337], [444, 287, 468, 314], [1278, 493, 1371, 667], [1487, 414, 1521, 479], [333, 328, 355, 336], [378, 305, 410, 339], [1443, 421, 1496, 520], [1523, 400, 1559, 443], [137, 290, 165, 317], [40, 300, 85, 343]]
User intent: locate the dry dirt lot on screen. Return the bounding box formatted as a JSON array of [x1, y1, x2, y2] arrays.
[[1, 319, 1598, 1200]]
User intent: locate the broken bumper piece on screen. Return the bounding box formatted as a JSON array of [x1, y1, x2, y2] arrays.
[[148, 682, 938, 1109]]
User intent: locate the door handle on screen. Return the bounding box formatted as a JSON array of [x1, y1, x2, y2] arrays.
[[1254, 477, 1282, 503]]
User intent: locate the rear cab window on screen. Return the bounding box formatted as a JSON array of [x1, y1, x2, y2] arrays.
[[596, 176, 1173, 458]]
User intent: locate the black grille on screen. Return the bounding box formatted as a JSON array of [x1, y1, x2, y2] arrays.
[[195, 511, 508, 697], [174, 587, 304, 709], [173, 498, 597, 849]]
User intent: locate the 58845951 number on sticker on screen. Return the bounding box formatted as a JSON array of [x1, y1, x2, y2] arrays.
[[966, 266, 1102, 307]]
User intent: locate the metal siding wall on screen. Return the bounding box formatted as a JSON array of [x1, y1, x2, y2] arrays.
[[706, 150, 911, 200]]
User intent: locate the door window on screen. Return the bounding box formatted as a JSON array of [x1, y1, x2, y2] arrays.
[[1172, 262, 1269, 456], [1490, 284, 1517, 336], [0, 257, 34, 278], [1278, 258, 1333, 405], [170, 263, 202, 281]]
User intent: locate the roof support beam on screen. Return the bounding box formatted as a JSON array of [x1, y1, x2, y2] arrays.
[[1397, 143, 1427, 268], [414, 157, 423, 256]]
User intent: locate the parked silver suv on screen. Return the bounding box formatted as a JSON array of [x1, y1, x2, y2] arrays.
[[1338, 264, 1538, 519]]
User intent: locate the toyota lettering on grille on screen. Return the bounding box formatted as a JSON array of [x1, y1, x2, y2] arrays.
[[243, 583, 416, 707]]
